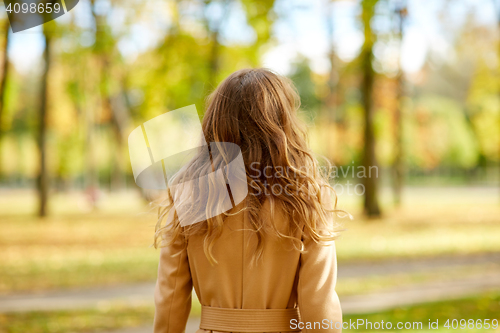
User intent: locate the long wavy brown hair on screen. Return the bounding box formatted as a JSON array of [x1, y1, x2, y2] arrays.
[[154, 68, 346, 264]]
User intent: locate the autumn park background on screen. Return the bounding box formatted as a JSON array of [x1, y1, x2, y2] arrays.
[[0, 0, 500, 332]]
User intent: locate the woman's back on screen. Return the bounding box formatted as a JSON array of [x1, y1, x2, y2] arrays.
[[153, 68, 343, 332], [154, 199, 342, 333]]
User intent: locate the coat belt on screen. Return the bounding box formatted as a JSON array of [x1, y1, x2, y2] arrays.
[[200, 305, 301, 332]]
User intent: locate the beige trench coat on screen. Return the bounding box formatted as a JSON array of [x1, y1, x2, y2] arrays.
[[153, 200, 342, 333]]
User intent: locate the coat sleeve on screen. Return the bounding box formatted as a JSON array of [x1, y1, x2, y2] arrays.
[[297, 188, 342, 332], [153, 234, 193, 333]]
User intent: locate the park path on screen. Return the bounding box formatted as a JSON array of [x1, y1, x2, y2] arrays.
[[0, 253, 499, 332], [1, 252, 499, 313], [100, 272, 500, 333]]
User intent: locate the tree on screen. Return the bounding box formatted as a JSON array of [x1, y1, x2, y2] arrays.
[[91, 0, 127, 192], [323, 0, 339, 164], [360, 0, 381, 217], [203, 0, 230, 90], [0, 19, 10, 179], [496, 0, 500, 200], [392, 1, 407, 206], [37, 26, 52, 217]]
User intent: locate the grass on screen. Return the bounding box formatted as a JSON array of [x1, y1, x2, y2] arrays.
[[343, 292, 500, 332], [337, 264, 500, 296], [1, 292, 498, 333], [0, 211, 159, 294], [335, 217, 500, 262], [0, 303, 155, 333], [0, 188, 499, 294]]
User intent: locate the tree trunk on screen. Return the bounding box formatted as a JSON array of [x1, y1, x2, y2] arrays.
[[37, 29, 52, 217], [497, 5, 500, 202], [361, 0, 381, 217], [208, 26, 220, 90], [0, 20, 10, 179], [205, 0, 230, 90], [324, 0, 337, 164], [91, 2, 127, 192], [393, 4, 407, 206]]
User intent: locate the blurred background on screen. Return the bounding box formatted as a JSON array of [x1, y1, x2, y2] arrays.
[[0, 0, 499, 332]]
